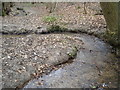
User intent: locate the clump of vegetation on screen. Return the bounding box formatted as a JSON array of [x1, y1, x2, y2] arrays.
[[43, 16, 68, 33], [90, 85, 98, 89], [104, 29, 118, 46], [47, 25, 68, 33], [2, 11, 6, 16], [76, 6, 81, 9], [43, 16, 57, 25], [67, 46, 78, 59]]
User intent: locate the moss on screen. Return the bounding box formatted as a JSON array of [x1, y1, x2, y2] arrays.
[[100, 2, 119, 47], [47, 25, 68, 33], [2, 9, 7, 16], [76, 6, 81, 9], [67, 46, 78, 59], [43, 16, 57, 25], [103, 29, 118, 46]]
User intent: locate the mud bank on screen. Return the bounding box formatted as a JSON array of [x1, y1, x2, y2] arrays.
[[2, 34, 82, 88]]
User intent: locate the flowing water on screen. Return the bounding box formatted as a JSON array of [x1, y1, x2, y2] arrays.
[[2, 33, 119, 89], [23, 33, 118, 89]]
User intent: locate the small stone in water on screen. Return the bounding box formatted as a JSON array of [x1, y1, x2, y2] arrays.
[[7, 56, 11, 58]]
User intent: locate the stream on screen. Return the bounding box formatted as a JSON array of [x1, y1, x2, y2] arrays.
[[23, 33, 118, 88], [1, 2, 119, 89], [2, 33, 118, 89]]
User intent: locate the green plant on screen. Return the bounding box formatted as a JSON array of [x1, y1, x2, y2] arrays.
[[91, 86, 96, 88], [76, 6, 81, 9], [103, 29, 118, 46], [43, 16, 57, 25], [47, 25, 68, 33], [2, 11, 6, 16], [67, 46, 78, 59]]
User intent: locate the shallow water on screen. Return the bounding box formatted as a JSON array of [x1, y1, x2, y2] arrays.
[[20, 33, 118, 89]]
